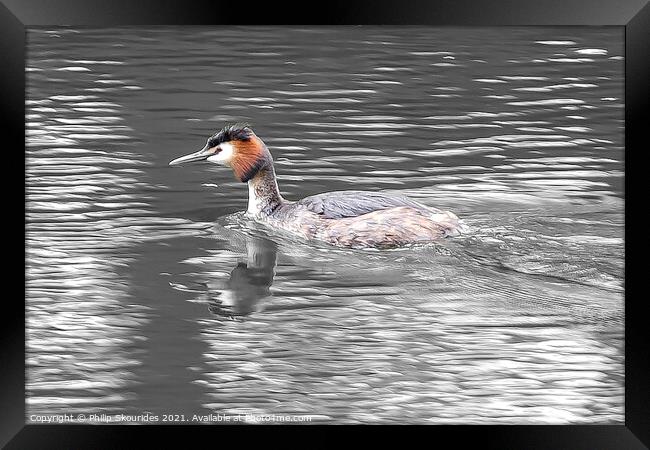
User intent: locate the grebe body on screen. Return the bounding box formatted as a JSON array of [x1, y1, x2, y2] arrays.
[[170, 125, 466, 249]]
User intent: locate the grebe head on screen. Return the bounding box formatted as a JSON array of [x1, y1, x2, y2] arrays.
[[169, 124, 271, 182]]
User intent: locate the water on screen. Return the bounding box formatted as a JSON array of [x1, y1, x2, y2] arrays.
[[26, 26, 624, 424]]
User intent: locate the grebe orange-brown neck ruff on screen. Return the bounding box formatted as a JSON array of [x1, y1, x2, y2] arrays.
[[170, 124, 467, 249]]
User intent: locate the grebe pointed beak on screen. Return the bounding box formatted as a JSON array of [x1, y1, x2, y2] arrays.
[[169, 144, 212, 166]]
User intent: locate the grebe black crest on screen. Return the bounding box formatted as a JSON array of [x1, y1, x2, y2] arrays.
[[170, 124, 467, 249]]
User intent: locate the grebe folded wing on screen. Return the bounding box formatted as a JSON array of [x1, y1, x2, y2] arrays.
[[295, 190, 440, 219]]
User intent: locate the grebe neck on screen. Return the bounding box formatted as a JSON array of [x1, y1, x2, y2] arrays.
[[247, 164, 284, 217]]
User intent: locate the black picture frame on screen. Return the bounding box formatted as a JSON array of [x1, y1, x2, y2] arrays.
[[4, 0, 648, 447]]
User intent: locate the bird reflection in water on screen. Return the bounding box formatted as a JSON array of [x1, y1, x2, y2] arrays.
[[207, 236, 277, 320]]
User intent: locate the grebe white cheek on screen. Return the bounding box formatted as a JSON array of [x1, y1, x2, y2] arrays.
[[207, 142, 234, 165]]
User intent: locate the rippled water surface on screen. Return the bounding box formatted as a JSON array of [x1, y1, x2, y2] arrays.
[[26, 27, 624, 424]]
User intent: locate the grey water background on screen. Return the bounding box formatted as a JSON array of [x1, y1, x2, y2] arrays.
[[26, 26, 624, 424]]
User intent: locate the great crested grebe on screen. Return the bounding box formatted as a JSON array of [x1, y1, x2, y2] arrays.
[[170, 124, 466, 248]]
